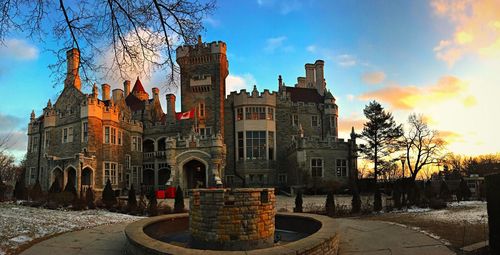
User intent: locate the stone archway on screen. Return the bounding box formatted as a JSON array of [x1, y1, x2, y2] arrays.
[[158, 168, 171, 187], [183, 160, 207, 189]]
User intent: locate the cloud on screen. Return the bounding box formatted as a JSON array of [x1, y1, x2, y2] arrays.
[[203, 16, 220, 27], [359, 76, 469, 110], [0, 39, 39, 60], [256, 0, 301, 15], [338, 116, 365, 135], [437, 130, 463, 144], [336, 54, 357, 67], [361, 71, 386, 85], [431, 0, 500, 66], [264, 36, 293, 53], [226, 73, 257, 95], [306, 45, 316, 53], [0, 113, 24, 130]]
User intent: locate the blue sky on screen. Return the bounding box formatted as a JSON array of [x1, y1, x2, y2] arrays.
[[1, 0, 500, 161]]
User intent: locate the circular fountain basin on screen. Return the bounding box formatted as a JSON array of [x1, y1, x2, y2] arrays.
[[124, 213, 339, 255]]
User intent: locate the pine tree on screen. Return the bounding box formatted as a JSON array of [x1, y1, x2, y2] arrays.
[[14, 179, 26, 200], [85, 187, 95, 209], [147, 189, 158, 216], [30, 179, 43, 201], [325, 191, 335, 217], [49, 177, 62, 193], [174, 186, 185, 213], [127, 185, 137, 212], [64, 177, 77, 195], [359, 101, 403, 211], [102, 179, 116, 209], [294, 190, 303, 213]]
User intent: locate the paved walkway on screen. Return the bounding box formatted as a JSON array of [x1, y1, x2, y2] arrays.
[[21, 218, 455, 255]]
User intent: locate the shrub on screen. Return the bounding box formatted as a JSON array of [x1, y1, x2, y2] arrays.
[[439, 181, 451, 201], [49, 178, 62, 194], [85, 187, 95, 209], [158, 202, 172, 215], [72, 189, 86, 211], [174, 186, 185, 213], [14, 179, 27, 200], [325, 191, 335, 217], [424, 180, 434, 200], [64, 178, 77, 196], [29, 179, 43, 201], [0, 175, 6, 202], [429, 198, 447, 210], [457, 178, 471, 202], [52, 191, 75, 207], [393, 187, 402, 209], [147, 190, 158, 216], [127, 185, 137, 212], [102, 179, 116, 209], [293, 190, 303, 213]]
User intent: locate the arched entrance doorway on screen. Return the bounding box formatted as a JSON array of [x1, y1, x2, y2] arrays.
[[183, 160, 206, 189], [158, 168, 171, 188], [81, 167, 93, 189], [142, 169, 154, 193]]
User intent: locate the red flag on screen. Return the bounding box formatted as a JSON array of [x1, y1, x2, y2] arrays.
[[176, 109, 195, 120]]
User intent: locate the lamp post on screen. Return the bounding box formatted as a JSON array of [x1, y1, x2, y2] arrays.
[[400, 157, 406, 179], [400, 156, 407, 207]]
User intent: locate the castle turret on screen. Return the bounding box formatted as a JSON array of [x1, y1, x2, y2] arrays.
[[64, 48, 81, 90], [278, 75, 283, 91], [92, 83, 99, 98], [166, 93, 176, 121], [315, 60, 325, 96], [131, 77, 149, 101], [124, 80, 131, 97], [112, 89, 124, 103], [101, 84, 111, 101], [30, 110, 35, 122], [305, 63, 315, 88], [152, 87, 159, 101]]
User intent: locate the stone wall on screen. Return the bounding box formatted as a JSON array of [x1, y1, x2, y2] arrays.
[[189, 188, 275, 250]]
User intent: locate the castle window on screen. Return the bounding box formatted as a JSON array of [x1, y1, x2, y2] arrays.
[[32, 136, 39, 152], [292, 114, 298, 126], [82, 122, 88, 142], [118, 130, 123, 145], [103, 162, 118, 185], [311, 115, 320, 127], [198, 127, 211, 137], [131, 166, 142, 188], [237, 132, 244, 160], [236, 108, 243, 121], [268, 131, 274, 160], [245, 108, 251, 119], [62, 127, 72, 143], [245, 131, 266, 160], [104, 127, 110, 144], [29, 167, 36, 184], [198, 103, 205, 117], [311, 158, 323, 177], [68, 127, 73, 142], [125, 155, 131, 169], [336, 159, 348, 177], [132, 136, 142, 151], [267, 108, 274, 120], [111, 128, 116, 144], [258, 107, 266, 119], [44, 131, 50, 149], [118, 164, 123, 183]]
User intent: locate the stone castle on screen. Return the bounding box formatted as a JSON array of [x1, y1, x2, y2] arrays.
[[25, 37, 358, 194]]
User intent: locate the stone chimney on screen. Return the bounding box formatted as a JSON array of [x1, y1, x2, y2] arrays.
[[315, 60, 325, 95], [305, 63, 315, 88], [152, 87, 159, 101], [166, 94, 176, 118], [64, 48, 81, 90], [124, 80, 131, 97], [278, 75, 283, 91], [102, 84, 111, 101], [112, 89, 124, 103], [92, 83, 99, 98]]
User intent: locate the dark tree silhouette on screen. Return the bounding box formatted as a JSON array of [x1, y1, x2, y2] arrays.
[[325, 191, 335, 217], [49, 177, 62, 193], [294, 190, 303, 213], [127, 184, 137, 212], [102, 179, 116, 208], [85, 187, 95, 209], [173, 186, 184, 213], [359, 101, 403, 211], [0, 0, 216, 88]]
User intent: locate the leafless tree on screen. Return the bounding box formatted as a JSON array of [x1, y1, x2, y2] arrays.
[[403, 114, 446, 181], [0, 134, 19, 183], [0, 0, 215, 88]]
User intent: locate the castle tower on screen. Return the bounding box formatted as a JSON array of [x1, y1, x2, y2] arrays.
[[324, 90, 338, 138], [176, 36, 229, 136]]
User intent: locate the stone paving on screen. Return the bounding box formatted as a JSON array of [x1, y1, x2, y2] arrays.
[[20, 217, 455, 255]]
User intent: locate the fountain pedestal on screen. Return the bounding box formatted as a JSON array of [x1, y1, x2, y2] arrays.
[[189, 188, 275, 251]]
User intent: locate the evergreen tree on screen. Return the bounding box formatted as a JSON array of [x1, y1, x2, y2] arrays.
[[148, 189, 158, 216], [294, 190, 303, 213], [440, 181, 451, 201], [14, 179, 26, 200], [351, 188, 361, 214], [49, 177, 62, 193], [127, 185, 137, 212], [174, 186, 185, 213], [85, 187, 95, 209], [325, 191, 335, 217], [359, 101, 403, 211], [64, 177, 77, 195], [102, 179, 116, 209], [0, 174, 6, 201], [30, 179, 43, 201]]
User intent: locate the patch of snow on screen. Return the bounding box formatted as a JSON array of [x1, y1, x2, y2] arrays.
[[0, 203, 144, 254]]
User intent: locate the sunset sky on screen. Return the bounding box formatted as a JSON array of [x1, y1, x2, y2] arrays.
[[0, 0, 499, 161]]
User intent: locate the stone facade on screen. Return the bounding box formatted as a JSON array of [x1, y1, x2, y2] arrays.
[[189, 188, 275, 250], [25, 37, 357, 194]]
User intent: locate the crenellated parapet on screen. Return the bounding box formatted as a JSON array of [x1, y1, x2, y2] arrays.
[[229, 86, 277, 107], [176, 39, 227, 60]]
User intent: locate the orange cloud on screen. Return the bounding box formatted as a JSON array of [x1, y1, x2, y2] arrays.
[[462, 95, 477, 107], [431, 0, 500, 66], [338, 117, 365, 134], [359, 76, 469, 110], [438, 130, 463, 144], [361, 71, 386, 85]]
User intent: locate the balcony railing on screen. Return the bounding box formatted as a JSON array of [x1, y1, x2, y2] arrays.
[[143, 150, 167, 160]]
